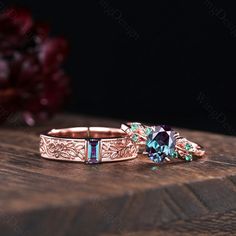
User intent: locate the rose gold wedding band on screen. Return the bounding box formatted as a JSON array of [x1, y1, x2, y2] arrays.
[[39, 127, 138, 164]]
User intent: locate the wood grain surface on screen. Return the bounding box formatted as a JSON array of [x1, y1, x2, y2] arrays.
[[0, 114, 236, 236]]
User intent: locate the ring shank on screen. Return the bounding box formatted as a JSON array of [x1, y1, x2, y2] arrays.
[[40, 127, 138, 164]]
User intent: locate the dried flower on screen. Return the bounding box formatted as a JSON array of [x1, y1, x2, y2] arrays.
[[0, 7, 70, 126]]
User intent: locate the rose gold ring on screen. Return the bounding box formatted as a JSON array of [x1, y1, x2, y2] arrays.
[[121, 122, 205, 163], [40, 127, 138, 164]]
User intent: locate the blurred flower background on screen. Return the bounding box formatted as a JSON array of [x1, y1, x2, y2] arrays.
[[0, 6, 70, 126]]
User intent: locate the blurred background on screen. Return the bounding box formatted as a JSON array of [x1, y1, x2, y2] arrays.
[[2, 0, 236, 135]]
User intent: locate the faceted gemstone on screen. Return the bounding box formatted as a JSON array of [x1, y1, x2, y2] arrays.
[[185, 143, 192, 151], [130, 123, 140, 131], [87, 139, 100, 163], [149, 152, 164, 163], [185, 154, 193, 162], [170, 150, 178, 158], [146, 125, 176, 163], [132, 134, 139, 142], [145, 127, 153, 136]]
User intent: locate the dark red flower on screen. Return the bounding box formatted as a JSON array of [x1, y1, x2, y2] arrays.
[[39, 38, 69, 74], [0, 6, 70, 125]]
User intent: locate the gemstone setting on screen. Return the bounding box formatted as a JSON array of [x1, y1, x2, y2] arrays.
[[132, 134, 139, 142], [146, 125, 176, 163], [185, 143, 192, 151], [130, 123, 140, 131], [185, 154, 193, 162], [87, 139, 100, 164]]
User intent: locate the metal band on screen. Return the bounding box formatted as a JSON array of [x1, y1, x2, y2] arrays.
[[121, 122, 148, 154], [40, 127, 138, 164]]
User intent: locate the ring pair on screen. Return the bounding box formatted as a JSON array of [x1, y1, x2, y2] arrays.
[[40, 123, 205, 164]]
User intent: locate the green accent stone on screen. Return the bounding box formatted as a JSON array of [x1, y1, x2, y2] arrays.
[[170, 151, 178, 158], [131, 123, 139, 131], [132, 134, 139, 142], [185, 154, 193, 162], [145, 127, 152, 136], [185, 143, 192, 151]]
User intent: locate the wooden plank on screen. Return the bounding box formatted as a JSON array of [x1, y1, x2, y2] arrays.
[[0, 114, 236, 235]]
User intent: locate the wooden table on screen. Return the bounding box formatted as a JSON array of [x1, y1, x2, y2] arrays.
[[0, 114, 236, 236]]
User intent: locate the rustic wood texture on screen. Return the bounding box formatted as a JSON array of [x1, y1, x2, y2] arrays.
[[0, 114, 236, 236]]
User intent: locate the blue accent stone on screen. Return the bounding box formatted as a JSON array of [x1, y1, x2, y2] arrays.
[[87, 139, 100, 163], [146, 125, 176, 163]]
